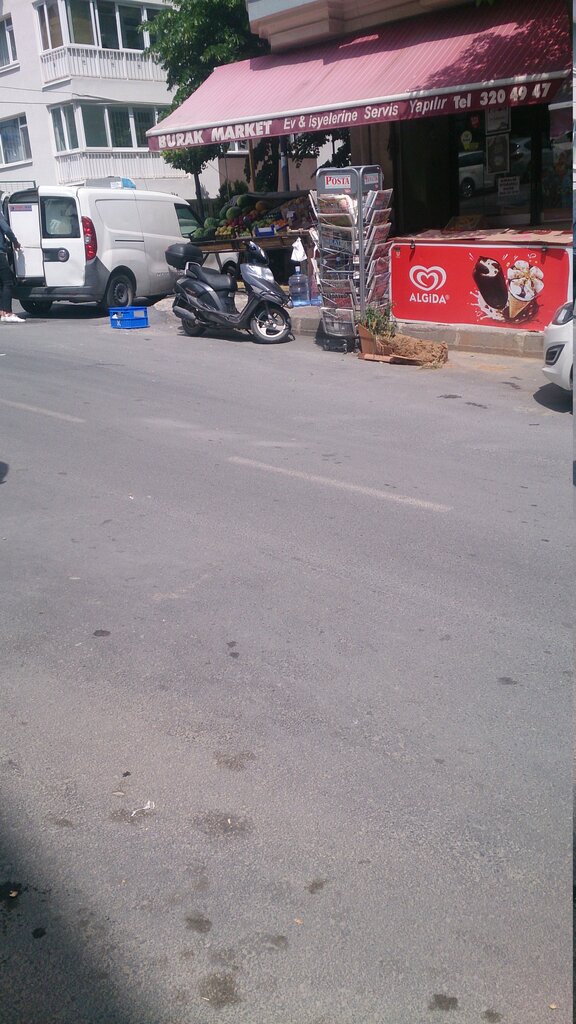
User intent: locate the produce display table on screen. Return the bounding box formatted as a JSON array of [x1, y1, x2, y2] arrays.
[[390, 228, 572, 332], [196, 230, 311, 254], [198, 231, 314, 281]]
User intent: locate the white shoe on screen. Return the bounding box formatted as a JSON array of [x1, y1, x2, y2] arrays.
[[1, 313, 25, 323]]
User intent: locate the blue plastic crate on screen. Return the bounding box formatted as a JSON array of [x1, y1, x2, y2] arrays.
[[109, 306, 149, 329]]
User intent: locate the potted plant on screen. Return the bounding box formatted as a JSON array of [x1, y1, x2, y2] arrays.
[[357, 303, 449, 367], [357, 303, 396, 355]]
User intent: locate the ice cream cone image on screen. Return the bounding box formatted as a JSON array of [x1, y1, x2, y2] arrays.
[[506, 260, 544, 321], [508, 291, 534, 319]]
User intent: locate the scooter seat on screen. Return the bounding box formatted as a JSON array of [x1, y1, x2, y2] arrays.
[[187, 265, 234, 291]]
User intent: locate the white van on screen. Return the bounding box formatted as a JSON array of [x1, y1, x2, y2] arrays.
[[5, 184, 221, 315]]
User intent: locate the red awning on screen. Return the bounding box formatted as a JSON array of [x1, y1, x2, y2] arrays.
[[147, 0, 570, 152]]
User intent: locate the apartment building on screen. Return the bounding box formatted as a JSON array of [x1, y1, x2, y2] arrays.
[[0, 0, 218, 196]]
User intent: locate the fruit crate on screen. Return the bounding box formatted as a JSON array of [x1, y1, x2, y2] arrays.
[[109, 306, 149, 329]]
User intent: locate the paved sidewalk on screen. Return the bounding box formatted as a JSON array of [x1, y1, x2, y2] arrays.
[[153, 296, 543, 358]]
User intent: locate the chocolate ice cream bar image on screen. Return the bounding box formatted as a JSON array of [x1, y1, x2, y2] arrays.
[[473, 257, 508, 310]]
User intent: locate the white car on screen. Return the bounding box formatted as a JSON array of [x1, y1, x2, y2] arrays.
[[542, 300, 573, 391]]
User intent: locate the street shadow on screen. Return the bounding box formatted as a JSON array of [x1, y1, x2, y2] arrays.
[[0, 461, 8, 484], [532, 384, 573, 414], [16, 304, 105, 322], [0, 816, 153, 1024], [177, 325, 291, 345]]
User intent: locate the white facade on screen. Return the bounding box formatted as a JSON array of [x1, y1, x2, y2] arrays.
[[0, 0, 220, 197]]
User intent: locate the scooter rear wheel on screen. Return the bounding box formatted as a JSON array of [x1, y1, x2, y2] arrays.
[[250, 307, 290, 343], [182, 320, 205, 337]]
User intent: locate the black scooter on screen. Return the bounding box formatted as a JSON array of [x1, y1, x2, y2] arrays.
[[165, 239, 292, 343]]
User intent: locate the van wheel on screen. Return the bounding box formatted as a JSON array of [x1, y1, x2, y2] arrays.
[[18, 300, 53, 315], [102, 272, 135, 310]]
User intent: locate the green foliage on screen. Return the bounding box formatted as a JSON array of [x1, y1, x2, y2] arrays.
[[290, 130, 352, 170], [146, 0, 267, 184], [145, 0, 355, 189], [245, 138, 280, 192], [146, 0, 268, 103], [358, 304, 396, 338], [216, 179, 249, 205], [161, 144, 221, 177]]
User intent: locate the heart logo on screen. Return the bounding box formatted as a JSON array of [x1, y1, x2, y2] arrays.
[[408, 265, 447, 292]]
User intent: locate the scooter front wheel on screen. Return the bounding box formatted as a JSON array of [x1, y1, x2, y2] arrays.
[[250, 306, 291, 344]]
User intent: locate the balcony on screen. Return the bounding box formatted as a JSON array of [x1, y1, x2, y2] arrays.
[[54, 150, 185, 184], [40, 45, 166, 85]]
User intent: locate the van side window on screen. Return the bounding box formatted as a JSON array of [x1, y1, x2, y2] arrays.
[[41, 197, 80, 238], [175, 203, 200, 238]]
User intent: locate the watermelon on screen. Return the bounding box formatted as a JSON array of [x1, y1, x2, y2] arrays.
[[237, 195, 253, 210], [226, 206, 241, 222], [204, 217, 219, 229]]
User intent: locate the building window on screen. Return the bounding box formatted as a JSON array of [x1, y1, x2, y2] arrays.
[[133, 106, 154, 146], [81, 104, 108, 146], [51, 105, 79, 151], [118, 4, 142, 48], [37, 1, 161, 52], [97, 0, 118, 47], [37, 1, 64, 50], [0, 115, 31, 165], [79, 103, 164, 148], [67, 0, 95, 44], [108, 106, 132, 147], [0, 17, 18, 67]]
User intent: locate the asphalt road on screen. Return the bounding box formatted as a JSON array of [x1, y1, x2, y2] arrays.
[[0, 306, 572, 1024]]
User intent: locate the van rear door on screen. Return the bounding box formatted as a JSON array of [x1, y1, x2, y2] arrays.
[[7, 190, 44, 279], [38, 188, 85, 287]]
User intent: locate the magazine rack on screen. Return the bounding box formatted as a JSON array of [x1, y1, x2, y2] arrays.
[[311, 166, 393, 346]]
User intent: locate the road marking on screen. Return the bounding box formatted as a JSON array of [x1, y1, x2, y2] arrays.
[[229, 456, 451, 512], [0, 399, 84, 423]]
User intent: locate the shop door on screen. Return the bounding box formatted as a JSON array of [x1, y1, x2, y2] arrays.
[[396, 117, 453, 233]]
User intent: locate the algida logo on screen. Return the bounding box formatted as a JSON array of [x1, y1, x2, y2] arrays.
[[408, 265, 448, 304]]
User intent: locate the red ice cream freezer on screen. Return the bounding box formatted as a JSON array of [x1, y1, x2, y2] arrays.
[[389, 229, 572, 332]]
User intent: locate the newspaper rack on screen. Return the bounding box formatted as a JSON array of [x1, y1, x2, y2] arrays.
[[314, 167, 394, 344]]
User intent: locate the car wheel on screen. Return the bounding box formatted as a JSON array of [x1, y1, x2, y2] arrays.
[[102, 272, 135, 310], [460, 178, 475, 200], [18, 300, 53, 315]]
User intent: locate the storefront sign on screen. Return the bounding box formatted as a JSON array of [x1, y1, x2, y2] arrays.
[[497, 176, 521, 198], [323, 174, 353, 190], [390, 243, 571, 331], [148, 78, 565, 151]]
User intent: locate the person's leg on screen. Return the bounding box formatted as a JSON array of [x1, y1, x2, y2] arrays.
[[0, 254, 23, 321], [0, 254, 12, 313]]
